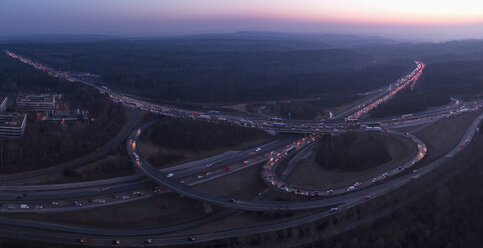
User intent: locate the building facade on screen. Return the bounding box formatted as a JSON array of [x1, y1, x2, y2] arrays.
[[0, 112, 27, 138], [16, 94, 56, 112]]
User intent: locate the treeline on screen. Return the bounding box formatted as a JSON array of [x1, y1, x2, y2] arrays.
[[370, 87, 450, 117], [144, 118, 269, 152], [0, 52, 127, 173], [7, 42, 414, 103], [266, 101, 321, 120], [0, 52, 63, 92], [315, 133, 391, 171], [264, 94, 361, 120]]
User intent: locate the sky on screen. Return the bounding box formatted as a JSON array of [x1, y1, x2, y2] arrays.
[[1, 0, 483, 40]]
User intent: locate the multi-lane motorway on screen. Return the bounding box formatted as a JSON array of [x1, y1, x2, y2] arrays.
[[1, 50, 483, 246]]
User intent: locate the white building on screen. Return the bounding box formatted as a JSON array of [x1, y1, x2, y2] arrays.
[[16, 94, 56, 112], [0, 112, 27, 138], [0, 97, 6, 112]]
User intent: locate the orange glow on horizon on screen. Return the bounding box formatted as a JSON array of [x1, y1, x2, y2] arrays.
[[147, 0, 483, 27]]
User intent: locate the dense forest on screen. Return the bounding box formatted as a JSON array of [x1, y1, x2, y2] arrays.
[[315, 132, 391, 171], [371, 60, 483, 117], [0, 52, 126, 173], [6, 41, 414, 103]]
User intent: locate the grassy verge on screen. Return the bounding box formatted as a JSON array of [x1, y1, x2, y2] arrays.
[[8, 192, 215, 229], [285, 131, 417, 189]]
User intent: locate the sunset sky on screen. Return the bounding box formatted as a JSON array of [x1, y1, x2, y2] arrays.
[[2, 0, 483, 40]]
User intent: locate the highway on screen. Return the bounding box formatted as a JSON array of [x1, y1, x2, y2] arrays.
[[128, 113, 479, 212], [262, 129, 427, 197], [0, 112, 479, 247], [3, 50, 483, 246], [0, 135, 295, 212]]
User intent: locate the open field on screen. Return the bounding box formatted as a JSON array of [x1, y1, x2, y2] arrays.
[[138, 132, 282, 170], [195, 163, 267, 199], [413, 110, 483, 162], [329, 93, 374, 117], [284, 131, 417, 189], [174, 206, 327, 237]]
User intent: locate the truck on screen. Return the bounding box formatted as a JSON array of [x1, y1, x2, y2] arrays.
[[271, 117, 283, 122], [133, 152, 140, 162], [208, 110, 220, 115], [240, 119, 254, 126], [366, 126, 382, 131], [272, 122, 285, 128], [345, 117, 359, 122], [285, 146, 295, 154], [402, 114, 414, 119]]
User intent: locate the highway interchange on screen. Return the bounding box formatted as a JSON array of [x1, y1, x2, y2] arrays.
[[1, 50, 483, 246]]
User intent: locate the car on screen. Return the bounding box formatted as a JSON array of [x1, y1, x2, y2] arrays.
[[197, 175, 203, 179], [206, 172, 212, 176], [122, 195, 130, 200], [141, 239, 152, 244], [371, 178, 377, 183], [227, 198, 236, 203], [412, 169, 418, 173], [205, 163, 212, 168], [74, 202, 82, 207], [98, 199, 106, 204], [166, 173, 174, 178], [354, 182, 362, 187], [243, 160, 249, 165], [364, 196, 371, 200], [224, 166, 231, 170], [326, 189, 334, 194], [133, 192, 144, 197], [35, 205, 43, 209], [112, 240, 120, 245], [382, 172, 389, 178], [329, 207, 338, 212], [187, 236, 196, 241], [51, 201, 58, 205], [255, 147, 261, 152], [79, 238, 86, 244], [257, 192, 263, 197]]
